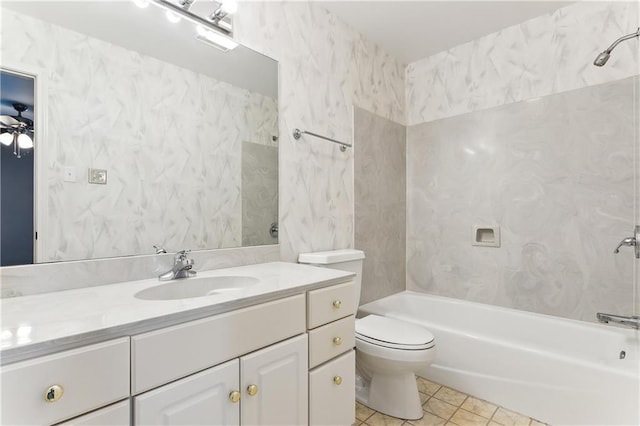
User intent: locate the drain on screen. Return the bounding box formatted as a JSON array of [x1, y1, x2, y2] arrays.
[[620, 350, 626, 359]]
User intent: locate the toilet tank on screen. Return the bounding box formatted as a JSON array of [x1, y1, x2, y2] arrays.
[[298, 249, 365, 304]]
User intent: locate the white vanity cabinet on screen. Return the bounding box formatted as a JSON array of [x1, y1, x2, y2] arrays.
[[133, 335, 308, 426], [306, 282, 356, 426], [132, 295, 308, 426], [1, 276, 356, 426]]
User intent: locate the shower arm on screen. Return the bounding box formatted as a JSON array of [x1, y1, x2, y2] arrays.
[[602, 27, 640, 54]]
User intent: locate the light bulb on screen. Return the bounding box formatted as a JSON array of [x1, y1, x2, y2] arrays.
[[195, 26, 238, 51], [220, 0, 238, 15], [132, 0, 149, 8], [0, 132, 13, 146], [17, 133, 33, 149], [165, 10, 181, 23]]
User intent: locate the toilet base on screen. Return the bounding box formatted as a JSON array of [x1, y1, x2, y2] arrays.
[[356, 371, 423, 420]]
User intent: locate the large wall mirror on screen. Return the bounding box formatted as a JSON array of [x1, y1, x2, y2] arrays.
[[0, 1, 279, 266]]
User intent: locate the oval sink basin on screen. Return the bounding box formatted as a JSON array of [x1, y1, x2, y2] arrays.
[[135, 276, 260, 301]]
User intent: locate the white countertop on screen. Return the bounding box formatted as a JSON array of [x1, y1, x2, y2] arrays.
[[0, 262, 354, 365]]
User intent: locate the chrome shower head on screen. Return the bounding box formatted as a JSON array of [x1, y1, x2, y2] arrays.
[[593, 27, 640, 67], [593, 51, 611, 67]]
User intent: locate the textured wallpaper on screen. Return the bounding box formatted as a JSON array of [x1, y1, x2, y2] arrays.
[[0, 1, 407, 294], [407, 77, 637, 323], [406, 1, 640, 125], [234, 1, 407, 262], [1, 8, 278, 262], [354, 107, 406, 305]]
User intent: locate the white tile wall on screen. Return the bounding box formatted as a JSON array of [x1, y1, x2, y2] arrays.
[[406, 1, 640, 125]]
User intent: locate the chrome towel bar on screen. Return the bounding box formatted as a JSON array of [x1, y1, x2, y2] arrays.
[[293, 128, 352, 152]]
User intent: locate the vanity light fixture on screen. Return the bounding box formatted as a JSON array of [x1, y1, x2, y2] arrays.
[[177, 0, 196, 10], [196, 25, 238, 51], [147, 0, 235, 36], [209, 0, 237, 23]]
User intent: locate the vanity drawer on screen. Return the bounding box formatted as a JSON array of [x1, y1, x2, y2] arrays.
[[309, 349, 355, 426], [0, 338, 130, 426], [132, 294, 305, 394], [56, 400, 130, 425], [307, 281, 356, 329], [308, 315, 355, 368]]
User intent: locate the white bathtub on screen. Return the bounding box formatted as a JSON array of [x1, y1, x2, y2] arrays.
[[358, 291, 640, 425]]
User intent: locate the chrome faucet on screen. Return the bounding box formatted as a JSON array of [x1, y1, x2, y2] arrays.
[[159, 250, 196, 281], [613, 226, 640, 258], [596, 312, 640, 330]]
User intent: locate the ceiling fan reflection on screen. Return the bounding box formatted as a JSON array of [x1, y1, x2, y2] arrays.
[[0, 102, 34, 159]]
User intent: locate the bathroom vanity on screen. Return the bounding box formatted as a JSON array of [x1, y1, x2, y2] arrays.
[[0, 262, 356, 425]]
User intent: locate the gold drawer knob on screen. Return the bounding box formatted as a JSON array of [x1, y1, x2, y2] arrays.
[[333, 337, 342, 346], [333, 376, 343, 385], [332, 300, 342, 309], [229, 391, 241, 403], [247, 384, 259, 396], [43, 385, 64, 403]]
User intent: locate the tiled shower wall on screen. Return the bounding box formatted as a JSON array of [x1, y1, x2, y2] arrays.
[[406, 1, 640, 125], [354, 107, 406, 305], [405, 0, 640, 322], [407, 77, 637, 322], [242, 142, 278, 246]]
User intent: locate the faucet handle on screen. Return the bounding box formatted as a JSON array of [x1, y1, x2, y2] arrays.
[[613, 226, 640, 258], [614, 237, 636, 253], [176, 249, 191, 257]]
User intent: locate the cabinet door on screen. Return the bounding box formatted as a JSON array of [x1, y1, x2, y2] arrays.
[[309, 350, 355, 426], [134, 359, 239, 426], [241, 334, 308, 426], [56, 400, 130, 426]]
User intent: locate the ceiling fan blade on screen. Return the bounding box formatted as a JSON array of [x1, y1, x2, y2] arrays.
[[0, 115, 19, 126]]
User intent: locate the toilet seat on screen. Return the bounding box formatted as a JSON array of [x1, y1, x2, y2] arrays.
[[355, 315, 435, 350]]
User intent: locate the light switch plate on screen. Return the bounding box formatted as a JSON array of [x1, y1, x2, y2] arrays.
[[88, 168, 107, 185]]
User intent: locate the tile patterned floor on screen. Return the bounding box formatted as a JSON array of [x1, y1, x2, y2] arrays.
[[355, 377, 547, 426]]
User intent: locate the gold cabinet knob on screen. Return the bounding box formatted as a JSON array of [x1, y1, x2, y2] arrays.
[[43, 385, 64, 403], [247, 384, 259, 396], [333, 376, 343, 385], [333, 337, 342, 346], [332, 300, 342, 309], [229, 391, 241, 403]]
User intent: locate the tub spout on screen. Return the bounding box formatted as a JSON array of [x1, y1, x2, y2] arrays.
[[596, 312, 640, 329]]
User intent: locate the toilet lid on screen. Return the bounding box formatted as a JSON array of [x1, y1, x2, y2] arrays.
[[355, 315, 435, 350]]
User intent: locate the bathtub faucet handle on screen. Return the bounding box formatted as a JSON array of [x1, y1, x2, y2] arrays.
[[613, 226, 640, 258], [613, 237, 635, 253]]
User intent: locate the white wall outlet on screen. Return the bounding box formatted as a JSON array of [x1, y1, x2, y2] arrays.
[[88, 168, 107, 185], [63, 167, 76, 183]]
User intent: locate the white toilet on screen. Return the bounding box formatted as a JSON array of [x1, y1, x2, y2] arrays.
[[299, 249, 435, 420]]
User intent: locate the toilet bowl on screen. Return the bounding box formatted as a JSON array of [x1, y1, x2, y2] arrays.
[[355, 314, 435, 419], [299, 249, 436, 420]]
